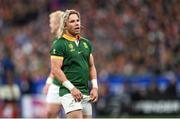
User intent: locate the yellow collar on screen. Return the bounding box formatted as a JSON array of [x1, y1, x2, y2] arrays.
[[63, 34, 81, 41]]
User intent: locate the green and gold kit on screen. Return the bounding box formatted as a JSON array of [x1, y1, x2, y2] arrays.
[[50, 34, 92, 96]]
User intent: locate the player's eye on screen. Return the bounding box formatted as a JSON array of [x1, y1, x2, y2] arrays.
[[70, 20, 75, 23]]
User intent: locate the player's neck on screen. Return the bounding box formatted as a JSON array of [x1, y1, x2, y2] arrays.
[[65, 31, 75, 37], [65, 31, 80, 40]]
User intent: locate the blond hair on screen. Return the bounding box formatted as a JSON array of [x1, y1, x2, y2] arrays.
[[63, 9, 80, 25], [49, 9, 81, 38], [49, 10, 65, 38]]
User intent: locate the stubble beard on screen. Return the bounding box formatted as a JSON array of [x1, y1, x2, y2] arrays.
[[69, 30, 80, 36]]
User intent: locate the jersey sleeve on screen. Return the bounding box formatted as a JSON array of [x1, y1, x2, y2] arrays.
[[50, 39, 64, 57], [87, 40, 93, 53]]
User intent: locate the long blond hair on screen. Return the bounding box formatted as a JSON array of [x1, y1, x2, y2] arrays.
[[63, 9, 80, 26], [49, 10, 65, 38], [49, 9, 81, 38]]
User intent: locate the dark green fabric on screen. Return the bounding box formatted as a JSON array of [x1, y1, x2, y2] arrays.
[[50, 36, 92, 96]]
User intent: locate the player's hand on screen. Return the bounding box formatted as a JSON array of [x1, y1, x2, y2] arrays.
[[90, 88, 98, 103], [43, 84, 51, 95], [70, 87, 83, 102]]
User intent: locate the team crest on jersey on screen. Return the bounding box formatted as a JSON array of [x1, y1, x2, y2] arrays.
[[83, 42, 88, 48], [69, 43, 75, 52], [69, 44, 73, 49]]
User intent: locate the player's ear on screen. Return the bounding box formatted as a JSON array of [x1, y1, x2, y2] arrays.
[[64, 23, 68, 30]]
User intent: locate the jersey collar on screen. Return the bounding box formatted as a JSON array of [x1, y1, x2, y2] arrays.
[[63, 34, 81, 41]]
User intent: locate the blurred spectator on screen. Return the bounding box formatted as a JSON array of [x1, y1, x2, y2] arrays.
[[146, 80, 161, 100]]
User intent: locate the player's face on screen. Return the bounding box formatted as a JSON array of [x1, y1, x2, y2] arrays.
[[65, 14, 80, 36], [49, 17, 59, 34]]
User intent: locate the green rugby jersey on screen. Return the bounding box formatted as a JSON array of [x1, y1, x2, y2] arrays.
[[50, 34, 92, 96]]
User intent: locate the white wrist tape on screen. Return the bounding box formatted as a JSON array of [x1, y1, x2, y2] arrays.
[[91, 79, 98, 89], [62, 80, 75, 91], [46, 77, 53, 84]]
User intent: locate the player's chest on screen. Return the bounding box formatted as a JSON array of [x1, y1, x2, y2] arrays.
[[65, 41, 90, 58]]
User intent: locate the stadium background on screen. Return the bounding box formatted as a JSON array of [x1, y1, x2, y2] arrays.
[[0, 0, 180, 118]]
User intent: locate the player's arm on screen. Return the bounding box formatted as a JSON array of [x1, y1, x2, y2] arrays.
[[46, 72, 54, 84], [51, 56, 69, 83], [51, 56, 83, 101], [89, 54, 98, 102], [43, 72, 54, 95]]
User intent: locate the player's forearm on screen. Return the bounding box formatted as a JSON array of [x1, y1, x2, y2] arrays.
[[89, 54, 98, 89], [89, 65, 98, 89], [51, 66, 68, 83], [89, 54, 97, 79], [52, 66, 75, 91], [89, 65, 97, 80], [51, 58, 75, 91]]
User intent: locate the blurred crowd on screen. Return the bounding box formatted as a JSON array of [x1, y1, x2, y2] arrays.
[[0, 0, 180, 117]]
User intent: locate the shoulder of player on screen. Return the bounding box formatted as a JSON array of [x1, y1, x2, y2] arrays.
[[80, 36, 89, 41], [52, 37, 66, 45], [80, 37, 91, 44]]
